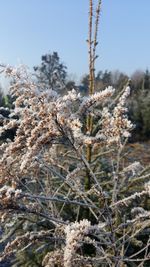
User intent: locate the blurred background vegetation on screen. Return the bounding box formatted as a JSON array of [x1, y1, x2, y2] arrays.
[[1, 51, 150, 143]]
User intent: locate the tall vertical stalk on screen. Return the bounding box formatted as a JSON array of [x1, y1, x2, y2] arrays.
[[85, 0, 101, 192]]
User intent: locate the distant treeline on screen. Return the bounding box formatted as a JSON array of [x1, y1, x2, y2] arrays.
[[0, 52, 150, 142]]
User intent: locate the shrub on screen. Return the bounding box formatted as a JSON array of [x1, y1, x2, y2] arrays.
[[0, 1, 150, 266]]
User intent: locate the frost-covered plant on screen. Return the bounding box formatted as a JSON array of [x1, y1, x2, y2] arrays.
[[0, 1, 150, 266]]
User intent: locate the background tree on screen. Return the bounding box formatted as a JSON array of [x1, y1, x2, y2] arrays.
[[129, 69, 150, 140], [80, 70, 113, 95], [0, 84, 4, 107], [111, 70, 129, 92], [34, 51, 67, 92], [79, 74, 89, 95]]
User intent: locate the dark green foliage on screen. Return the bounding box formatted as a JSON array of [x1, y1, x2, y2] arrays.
[[129, 69, 150, 141], [1, 94, 14, 109], [34, 51, 67, 92], [0, 85, 3, 107], [80, 70, 128, 95], [12, 249, 44, 267]]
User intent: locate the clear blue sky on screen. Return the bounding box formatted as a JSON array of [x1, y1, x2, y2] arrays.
[[0, 0, 150, 83]]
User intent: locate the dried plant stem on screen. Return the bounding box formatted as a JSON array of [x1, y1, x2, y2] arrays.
[[85, 0, 102, 194]]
